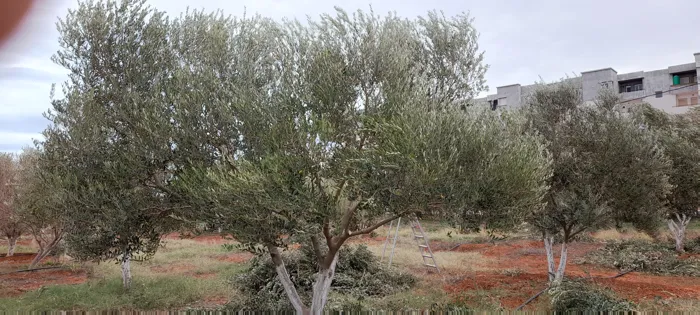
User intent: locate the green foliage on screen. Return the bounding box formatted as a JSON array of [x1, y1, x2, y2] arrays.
[[525, 81, 671, 239], [686, 236, 700, 253], [43, 0, 190, 267], [228, 245, 415, 311], [580, 240, 700, 277], [549, 279, 636, 313], [0, 152, 24, 243], [633, 104, 700, 221]]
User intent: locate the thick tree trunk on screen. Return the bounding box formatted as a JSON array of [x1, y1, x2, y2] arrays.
[[310, 252, 340, 315], [268, 245, 308, 314], [121, 251, 132, 290], [668, 214, 691, 254], [543, 233, 555, 282], [7, 237, 17, 256]]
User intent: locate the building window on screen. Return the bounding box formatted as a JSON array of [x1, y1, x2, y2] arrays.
[[672, 71, 698, 86], [498, 98, 508, 106], [619, 79, 644, 93], [676, 93, 699, 107]]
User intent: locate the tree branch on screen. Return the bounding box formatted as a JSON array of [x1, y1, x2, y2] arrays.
[[348, 211, 412, 237], [332, 179, 347, 206], [322, 221, 333, 249], [266, 244, 308, 313], [340, 198, 362, 236], [310, 234, 324, 265]]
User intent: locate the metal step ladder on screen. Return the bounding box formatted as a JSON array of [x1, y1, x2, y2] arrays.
[[380, 215, 439, 273]]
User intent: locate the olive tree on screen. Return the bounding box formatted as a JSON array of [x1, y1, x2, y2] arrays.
[[633, 104, 700, 253], [12, 148, 67, 268], [43, 0, 245, 288], [42, 0, 180, 289], [173, 8, 550, 314], [525, 82, 671, 284], [0, 152, 23, 257]]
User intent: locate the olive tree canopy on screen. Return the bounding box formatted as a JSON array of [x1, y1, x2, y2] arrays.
[[172, 7, 550, 314], [632, 104, 700, 253], [525, 82, 671, 284]]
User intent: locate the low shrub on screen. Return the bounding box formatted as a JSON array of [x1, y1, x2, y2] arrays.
[[685, 237, 700, 254], [549, 280, 636, 312], [579, 240, 700, 277], [228, 244, 416, 311]]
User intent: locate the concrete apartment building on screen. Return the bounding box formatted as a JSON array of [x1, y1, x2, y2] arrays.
[[476, 52, 700, 114]]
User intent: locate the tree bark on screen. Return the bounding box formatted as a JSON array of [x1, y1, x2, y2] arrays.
[[268, 244, 308, 314], [121, 251, 132, 290], [310, 251, 340, 315], [668, 213, 691, 254], [28, 227, 64, 269], [7, 237, 17, 256], [29, 249, 50, 269], [543, 233, 555, 282], [554, 242, 568, 284], [543, 233, 569, 285]]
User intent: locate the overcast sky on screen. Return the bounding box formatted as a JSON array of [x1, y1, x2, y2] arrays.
[[0, 0, 698, 153]]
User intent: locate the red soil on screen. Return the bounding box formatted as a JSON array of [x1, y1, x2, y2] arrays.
[[0, 268, 88, 297], [445, 240, 700, 308]]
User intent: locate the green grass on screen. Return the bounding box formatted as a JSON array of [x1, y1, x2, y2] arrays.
[[0, 244, 35, 256], [0, 275, 230, 311], [688, 219, 700, 231]]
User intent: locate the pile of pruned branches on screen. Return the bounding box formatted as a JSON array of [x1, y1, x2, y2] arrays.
[[228, 244, 415, 311], [578, 240, 700, 277], [549, 279, 636, 313]]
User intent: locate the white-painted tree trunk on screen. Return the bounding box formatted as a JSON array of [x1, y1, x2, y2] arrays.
[[7, 237, 17, 256], [274, 259, 307, 314], [543, 234, 555, 282], [668, 213, 691, 253], [121, 252, 132, 290], [268, 245, 308, 314], [543, 234, 569, 285], [310, 252, 340, 315], [554, 242, 568, 284]]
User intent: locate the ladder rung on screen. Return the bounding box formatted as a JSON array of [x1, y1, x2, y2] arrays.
[[418, 245, 428, 248], [424, 264, 438, 268], [422, 254, 433, 258], [414, 235, 424, 238]]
